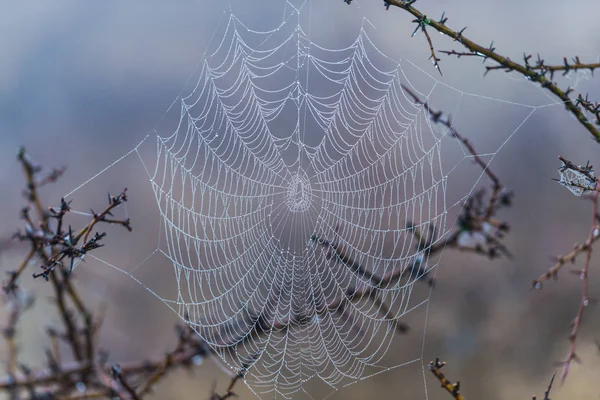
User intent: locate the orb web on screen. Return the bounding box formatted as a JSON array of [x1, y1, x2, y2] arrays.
[[148, 11, 446, 395], [59, 1, 548, 399]]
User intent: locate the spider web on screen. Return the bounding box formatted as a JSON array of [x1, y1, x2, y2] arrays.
[[150, 9, 448, 396], [60, 1, 549, 399]]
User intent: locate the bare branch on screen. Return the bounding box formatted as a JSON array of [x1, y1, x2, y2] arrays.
[[347, 1, 600, 142]]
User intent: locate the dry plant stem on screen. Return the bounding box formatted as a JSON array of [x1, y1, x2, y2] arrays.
[[1, 148, 199, 399], [112, 365, 141, 400], [135, 331, 190, 398], [77, 194, 131, 245], [135, 356, 172, 398], [533, 229, 600, 286], [560, 182, 599, 382], [4, 294, 22, 380], [211, 364, 249, 400], [532, 372, 555, 400], [576, 94, 600, 126], [51, 263, 85, 362], [96, 363, 128, 400], [49, 329, 62, 366], [9, 249, 35, 290], [35, 190, 130, 282], [223, 373, 243, 399], [428, 359, 464, 400], [0, 344, 206, 390], [17, 151, 88, 363], [18, 151, 132, 369], [529, 156, 600, 383], [17, 149, 47, 229], [383, 0, 600, 142], [415, 20, 442, 75]]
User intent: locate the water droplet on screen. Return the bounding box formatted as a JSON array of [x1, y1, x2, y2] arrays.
[[534, 282, 542, 290], [76, 382, 86, 393], [192, 354, 204, 366], [583, 298, 589, 306]]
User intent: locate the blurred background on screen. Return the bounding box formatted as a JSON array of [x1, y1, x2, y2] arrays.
[[1, 0, 600, 399]]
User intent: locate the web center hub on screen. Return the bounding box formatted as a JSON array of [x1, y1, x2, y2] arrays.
[[286, 173, 312, 212]]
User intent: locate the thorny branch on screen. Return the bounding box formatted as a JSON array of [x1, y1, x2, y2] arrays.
[[428, 359, 464, 400], [344, 0, 600, 142], [532, 156, 600, 382], [429, 359, 557, 400], [532, 372, 555, 400]]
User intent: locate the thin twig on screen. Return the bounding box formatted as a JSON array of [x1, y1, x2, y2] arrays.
[[533, 372, 555, 400], [112, 365, 141, 400], [428, 358, 465, 400]]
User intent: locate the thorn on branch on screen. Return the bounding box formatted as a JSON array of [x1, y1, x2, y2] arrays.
[[575, 93, 600, 126], [411, 15, 442, 75], [438, 11, 447, 25], [455, 26, 467, 43]]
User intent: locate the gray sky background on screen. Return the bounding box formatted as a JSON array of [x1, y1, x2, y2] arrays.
[[1, 1, 600, 399]]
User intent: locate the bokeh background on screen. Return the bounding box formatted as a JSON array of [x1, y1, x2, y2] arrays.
[[1, 0, 600, 399]]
